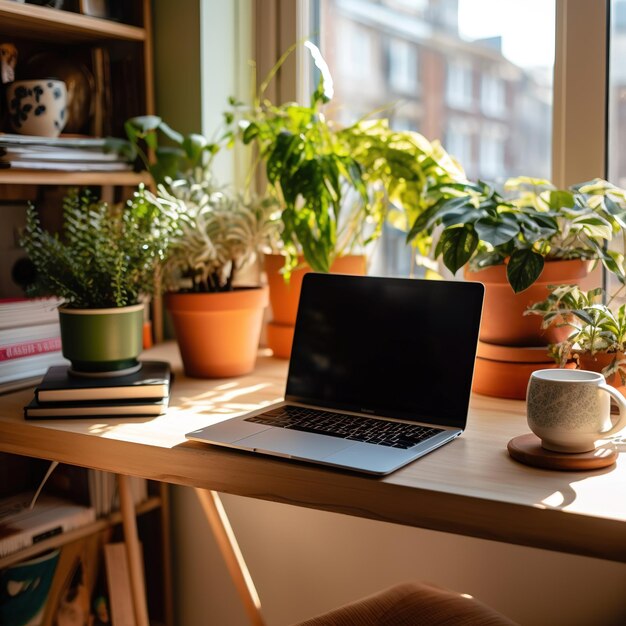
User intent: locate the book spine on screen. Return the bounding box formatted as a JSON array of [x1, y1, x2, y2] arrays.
[[0, 337, 62, 361]]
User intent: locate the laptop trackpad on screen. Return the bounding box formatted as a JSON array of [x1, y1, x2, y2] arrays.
[[187, 418, 271, 444], [239, 428, 353, 460]]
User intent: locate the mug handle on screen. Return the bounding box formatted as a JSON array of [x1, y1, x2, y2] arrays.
[[599, 383, 626, 436]]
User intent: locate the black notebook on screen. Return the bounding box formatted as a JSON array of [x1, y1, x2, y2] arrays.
[[24, 396, 170, 419], [35, 360, 172, 403]]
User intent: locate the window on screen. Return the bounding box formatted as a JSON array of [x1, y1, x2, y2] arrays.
[[337, 20, 372, 79], [608, 0, 626, 298], [388, 38, 418, 94], [479, 124, 507, 181], [446, 60, 473, 109], [445, 117, 474, 172], [481, 72, 506, 117], [609, 0, 626, 189]]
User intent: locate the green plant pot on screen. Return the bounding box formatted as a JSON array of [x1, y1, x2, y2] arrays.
[[59, 304, 144, 375]]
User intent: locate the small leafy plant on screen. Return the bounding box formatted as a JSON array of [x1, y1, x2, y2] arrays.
[[406, 177, 626, 292], [527, 285, 626, 381], [150, 176, 278, 293], [123, 116, 220, 186], [20, 187, 174, 308]]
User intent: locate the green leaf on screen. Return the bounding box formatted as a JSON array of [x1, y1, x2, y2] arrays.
[[242, 122, 260, 144], [152, 147, 185, 182], [546, 190, 574, 210], [506, 249, 544, 293], [405, 198, 446, 243], [126, 115, 162, 134], [266, 131, 298, 185], [474, 215, 520, 247], [600, 249, 626, 284], [571, 309, 595, 326], [437, 225, 479, 274], [182, 134, 209, 164]]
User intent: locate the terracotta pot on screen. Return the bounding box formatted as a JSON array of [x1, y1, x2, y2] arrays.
[[465, 259, 589, 347], [577, 351, 626, 397], [165, 287, 268, 378], [264, 253, 366, 358], [472, 342, 558, 400]]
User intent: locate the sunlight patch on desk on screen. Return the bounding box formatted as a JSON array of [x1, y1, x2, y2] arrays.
[[541, 491, 565, 508], [175, 382, 277, 406], [88, 423, 115, 434], [534, 471, 625, 520], [80, 381, 283, 449], [213, 381, 240, 390]]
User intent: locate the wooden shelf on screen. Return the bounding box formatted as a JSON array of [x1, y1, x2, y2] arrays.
[[0, 0, 146, 43], [0, 169, 152, 186], [0, 495, 161, 569]]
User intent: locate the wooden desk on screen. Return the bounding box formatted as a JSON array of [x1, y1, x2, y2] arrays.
[[0, 342, 624, 566]]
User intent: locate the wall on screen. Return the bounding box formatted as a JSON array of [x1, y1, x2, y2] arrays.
[[153, 2, 626, 624], [172, 490, 626, 625]]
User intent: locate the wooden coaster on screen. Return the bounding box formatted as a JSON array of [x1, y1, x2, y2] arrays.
[[507, 433, 617, 471]]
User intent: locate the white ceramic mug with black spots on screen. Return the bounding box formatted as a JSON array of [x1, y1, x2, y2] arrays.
[[526, 369, 626, 453], [6, 78, 67, 137]]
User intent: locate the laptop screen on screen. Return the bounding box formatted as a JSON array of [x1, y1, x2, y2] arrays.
[[285, 274, 484, 428]]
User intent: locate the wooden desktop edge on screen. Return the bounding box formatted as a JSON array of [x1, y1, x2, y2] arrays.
[[0, 414, 623, 564]]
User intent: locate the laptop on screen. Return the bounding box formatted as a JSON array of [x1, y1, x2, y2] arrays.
[[186, 274, 484, 475]]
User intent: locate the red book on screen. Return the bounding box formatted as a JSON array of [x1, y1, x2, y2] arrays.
[[0, 337, 62, 361]]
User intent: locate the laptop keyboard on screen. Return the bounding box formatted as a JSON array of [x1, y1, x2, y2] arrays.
[[245, 406, 443, 449]]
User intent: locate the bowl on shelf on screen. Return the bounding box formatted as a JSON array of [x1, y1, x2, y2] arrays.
[[6, 78, 68, 137]]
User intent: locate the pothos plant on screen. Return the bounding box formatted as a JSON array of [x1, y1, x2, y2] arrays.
[[228, 41, 463, 278], [406, 176, 626, 293], [123, 116, 220, 186], [20, 187, 174, 308], [148, 175, 279, 293], [526, 284, 626, 382]]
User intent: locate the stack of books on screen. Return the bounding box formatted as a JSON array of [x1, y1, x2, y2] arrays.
[[0, 492, 96, 557], [0, 132, 132, 172], [23, 360, 172, 420], [0, 297, 67, 393]]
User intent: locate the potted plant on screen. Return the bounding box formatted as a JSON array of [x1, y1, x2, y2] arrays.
[[230, 42, 462, 356], [149, 175, 276, 378], [527, 285, 626, 393], [407, 176, 626, 346], [20, 187, 173, 375], [122, 115, 220, 187]]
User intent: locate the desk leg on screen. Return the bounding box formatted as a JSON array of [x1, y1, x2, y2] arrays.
[[195, 489, 265, 626], [117, 473, 150, 626]]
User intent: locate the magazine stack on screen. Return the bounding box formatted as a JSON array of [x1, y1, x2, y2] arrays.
[[0, 297, 66, 393]]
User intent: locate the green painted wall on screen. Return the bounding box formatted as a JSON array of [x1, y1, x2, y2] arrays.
[[153, 0, 202, 134]]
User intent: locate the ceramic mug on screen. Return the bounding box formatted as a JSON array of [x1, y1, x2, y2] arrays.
[[6, 78, 67, 137], [527, 369, 626, 453]]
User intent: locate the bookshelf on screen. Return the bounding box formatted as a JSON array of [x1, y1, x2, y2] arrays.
[[0, 1, 147, 43], [0, 169, 152, 186], [0, 0, 154, 187], [0, 3, 172, 624], [0, 454, 173, 626], [0, 495, 161, 570]]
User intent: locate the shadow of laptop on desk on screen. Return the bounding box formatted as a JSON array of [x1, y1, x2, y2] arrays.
[[186, 274, 484, 475]]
